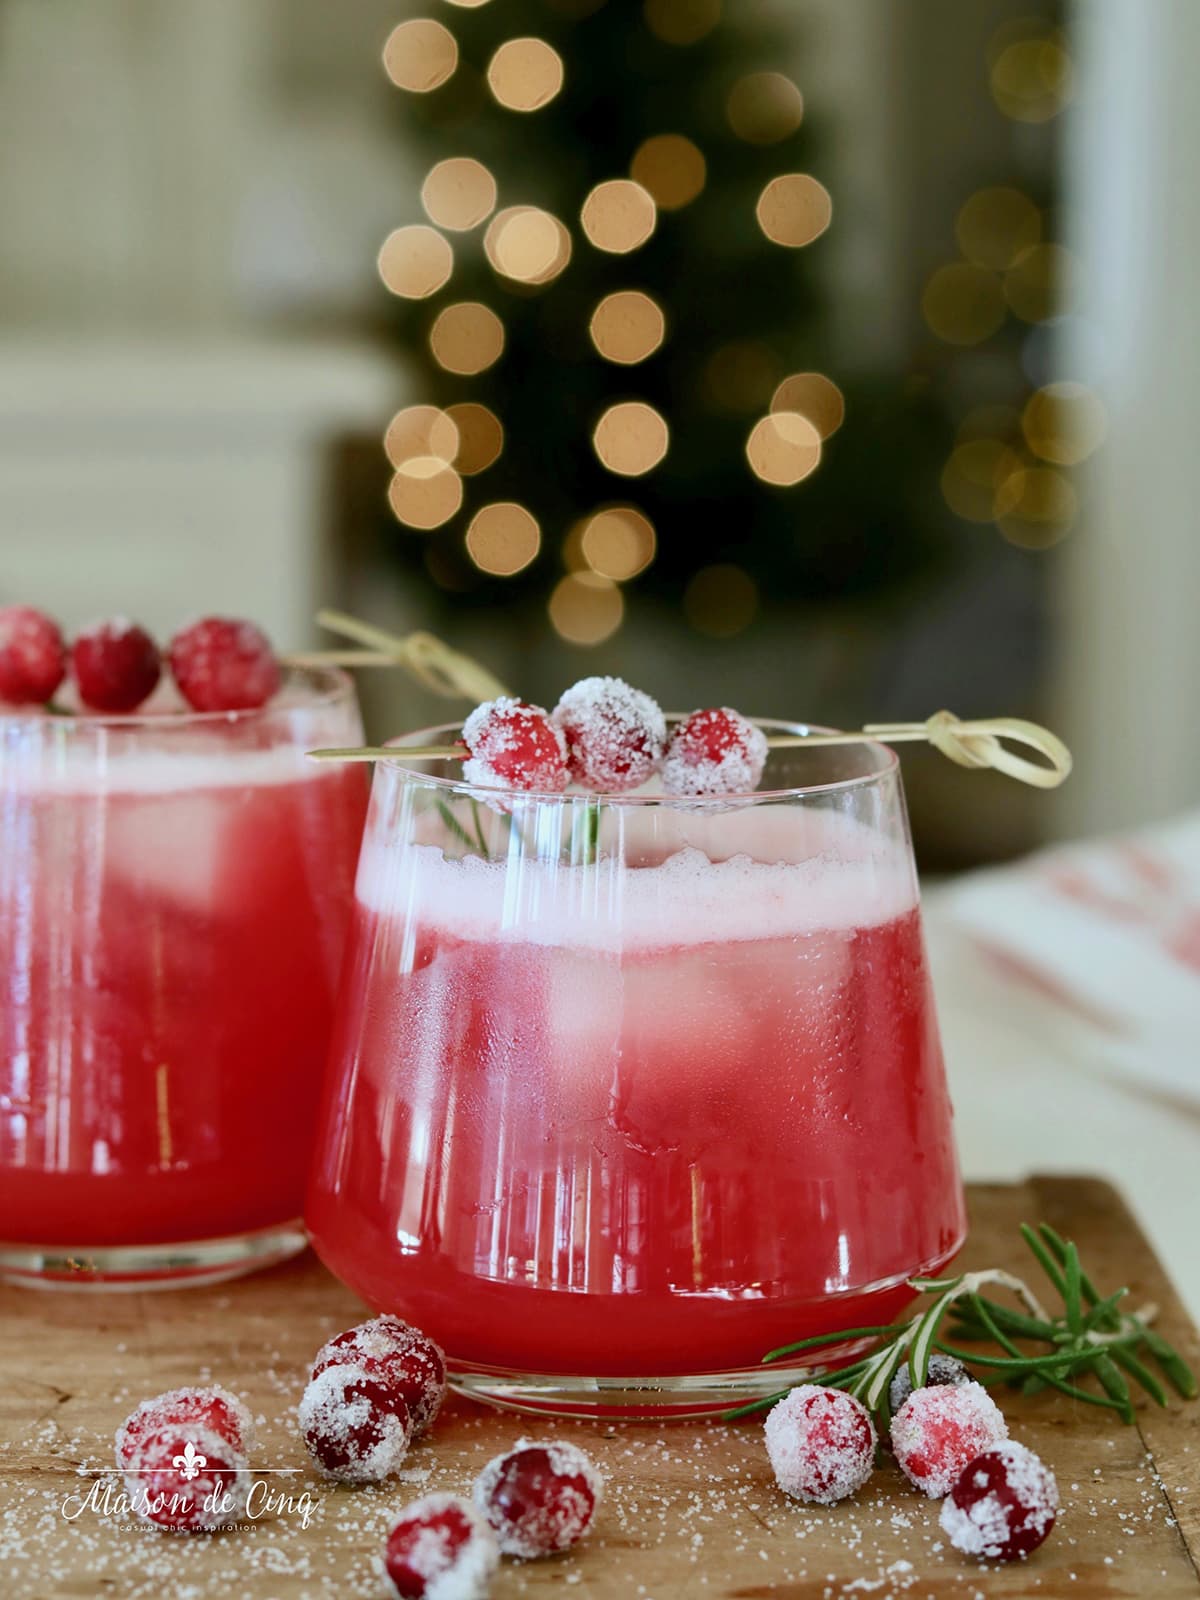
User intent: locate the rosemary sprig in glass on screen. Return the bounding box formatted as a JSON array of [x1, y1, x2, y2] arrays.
[[725, 1222, 1197, 1436]]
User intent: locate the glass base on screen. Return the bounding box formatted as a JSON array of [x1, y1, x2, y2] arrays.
[[448, 1338, 874, 1421], [0, 1220, 307, 1290]]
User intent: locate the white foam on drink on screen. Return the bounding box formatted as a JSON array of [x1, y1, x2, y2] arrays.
[[355, 808, 918, 952], [0, 743, 339, 796]]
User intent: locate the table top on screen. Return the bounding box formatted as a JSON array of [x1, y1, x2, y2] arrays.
[[1, 1176, 1198, 1598]]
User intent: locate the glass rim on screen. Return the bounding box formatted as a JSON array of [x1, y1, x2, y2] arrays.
[[0, 664, 356, 733], [379, 716, 900, 804]]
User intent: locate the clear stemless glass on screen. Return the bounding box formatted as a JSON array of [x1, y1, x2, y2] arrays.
[[0, 668, 368, 1288], [306, 723, 965, 1417]]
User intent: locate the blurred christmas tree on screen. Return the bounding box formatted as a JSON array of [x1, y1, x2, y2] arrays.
[[377, 0, 953, 647]]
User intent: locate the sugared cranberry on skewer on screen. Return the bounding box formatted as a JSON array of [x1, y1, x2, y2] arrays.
[[72, 618, 161, 712], [169, 616, 280, 712], [552, 676, 666, 792], [0, 605, 67, 705], [461, 698, 570, 792], [661, 706, 768, 796]]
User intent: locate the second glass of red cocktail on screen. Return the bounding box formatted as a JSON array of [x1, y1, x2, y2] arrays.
[[306, 723, 965, 1417]]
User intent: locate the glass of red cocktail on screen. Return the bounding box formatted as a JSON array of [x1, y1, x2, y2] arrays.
[[306, 722, 964, 1417], [0, 668, 367, 1286]]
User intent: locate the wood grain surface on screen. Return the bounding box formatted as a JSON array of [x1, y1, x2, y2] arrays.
[[1, 1177, 1197, 1598]]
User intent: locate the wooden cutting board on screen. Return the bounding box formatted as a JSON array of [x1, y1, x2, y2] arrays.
[[1, 1177, 1198, 1599]]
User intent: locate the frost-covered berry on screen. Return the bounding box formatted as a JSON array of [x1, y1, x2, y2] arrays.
[[473, 1439, 602, 1557], [891, 1379, 1008, 1498], [0, 605, 67, 705], [116, 1384, 255, 1468], [764, 1385, 876, 1505], [120, 1422, 249, 1533], [385, 1493, 500, 1599], [461, 698, 569, 793], [169, 616, 280, 712], [888, 1351, 971, 1417], [661, 707, 768, 796], [299, 1362, 412, 1484], [311, 1315, 446, 1438], [940, 1441, 1059, 1561], [72, 618, 161, 712], [552, 676, 666, 792]]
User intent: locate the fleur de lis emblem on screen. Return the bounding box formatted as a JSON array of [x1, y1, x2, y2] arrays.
[[171, 1440, 207, 1481]]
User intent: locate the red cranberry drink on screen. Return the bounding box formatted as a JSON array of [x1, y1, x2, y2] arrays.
[[307, 699, 965, 1416], [0, 611, 368, 1285]]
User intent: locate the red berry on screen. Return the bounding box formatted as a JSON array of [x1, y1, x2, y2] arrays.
[[888, 1352, 970, 1416], [461, 698, 569, 793], [311, 1315, 446, 1438], [120, 1422, 249, 1533], [299, 1361, 412, 1484], [168, 616, 280, 713], [116, 1384, 255, 1468], [472, 1439, 602, 1557], [385, 1493, 499, 1599], [661, 707, 768, 796], [940, 1442, 1059, 1561], [0, 606, 67, 705], [891, 1380, 1008, 1498], [71, 618, 161, 712], [552, 676, 666, 791], [764, 1385, 876, 1505]]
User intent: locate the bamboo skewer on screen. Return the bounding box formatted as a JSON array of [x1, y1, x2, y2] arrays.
[[308, 710, 1072, 790]]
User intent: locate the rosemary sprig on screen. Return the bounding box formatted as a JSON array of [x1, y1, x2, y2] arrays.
[[725, 1223, 1196, 1429]]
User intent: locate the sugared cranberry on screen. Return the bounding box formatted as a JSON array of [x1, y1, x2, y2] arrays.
[[116, 1384, 254, 1468], [385, 1493, 499, 1599], [891, 1379, 1009, 1498], [120, 1422, 249, 1533], [764, 1385, 876, 1505], [472, 1439, 602, 1557], [552, 676, 666, 792], [0, 605, 67, 705], [71, 618, 161, 712], [660, 706, 768, 796], [461, 698, 570, 793], [168, 616, 281, 712], [311, 1315, 446, 1438], [888, 1351, 970, 1416], [940, 1441, 1059, 1561], [299, 1361, 412, 1484]]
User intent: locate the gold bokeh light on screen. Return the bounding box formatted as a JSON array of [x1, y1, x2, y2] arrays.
[[643, 0, 721, 46], [549, 572, 624, 644], [746, 411, 821, 485], [485, 205, 571, 284], [997, 466, 1078, 548], [755, 174, 832, 248], [383, 19, 459, 94], [421, 158, 497, 232], [465, 502, 541, 575], [770, 372, 845, 440], [486, 37, 565, 112], [580, 506, 656, 580], [727, 72, 803, 144], [991, 37, 1074, 123], [377, 225, 454, 299], [956, 187, 1041, 271], [1005, 243, 1075, 323], [922, 263, 1006, 345], [388, 460, 464, 530], [684, 564, 759, 637], [1022, 383, 1107, 466], [430, 302, 506, 374], [592, 401, 669, 476], [589, 291, 666, 364], [630, 134, 706, 211], [384, 405, 460, 470], [445, 402, 504, 475], [581, 180, 657, 254], [940, 440, 1024, 524]]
